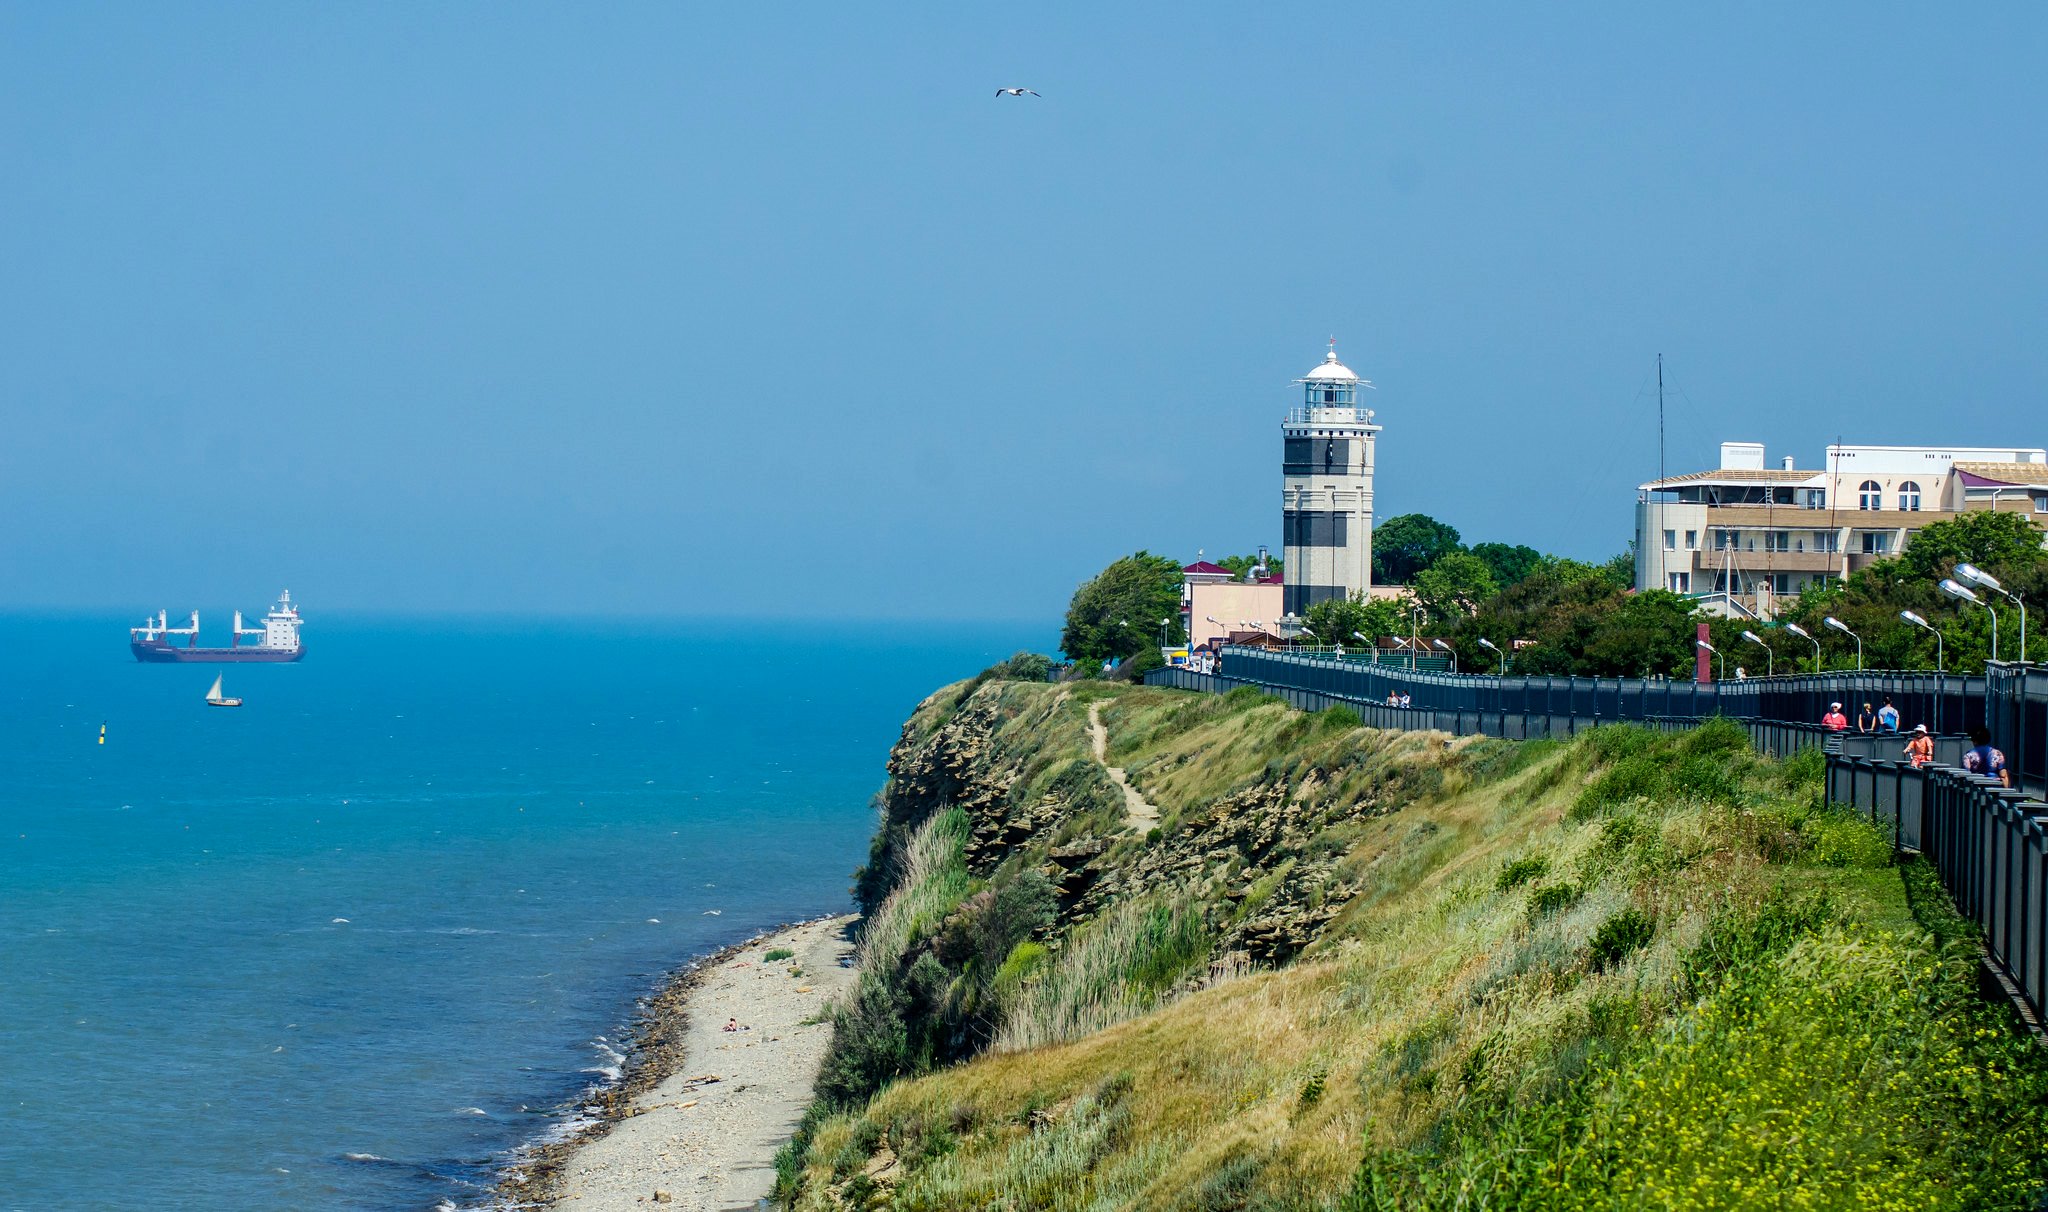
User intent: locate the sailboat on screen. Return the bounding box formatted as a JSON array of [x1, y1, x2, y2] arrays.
[[204, 674, 243, 708]]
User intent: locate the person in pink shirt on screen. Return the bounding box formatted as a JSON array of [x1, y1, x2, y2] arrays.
[[1821, 701, 1849, 731]]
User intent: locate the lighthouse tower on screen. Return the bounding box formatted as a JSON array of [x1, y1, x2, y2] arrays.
[[1281, 341, 1379, 622]]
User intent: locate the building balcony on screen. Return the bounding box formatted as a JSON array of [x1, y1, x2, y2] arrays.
[[1683, 550, 1840, 574]]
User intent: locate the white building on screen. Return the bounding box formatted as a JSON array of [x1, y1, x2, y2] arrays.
[[1281, 342, 1379, 621], [1637, 441, 2048, 617]]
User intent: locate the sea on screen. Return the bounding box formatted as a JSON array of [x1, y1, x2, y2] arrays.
[[0, 614, 1038, 1211]]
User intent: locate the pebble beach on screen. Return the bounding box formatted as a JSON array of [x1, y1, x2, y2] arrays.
[[505, 916, 859, 1211]]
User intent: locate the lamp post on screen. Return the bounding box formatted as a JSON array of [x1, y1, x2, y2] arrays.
[[1902, 608, 1945, 733], [1299, 625, 1317, 650], [1956, 563, 2026, 662], [1477, 637, 1506, 676], [1158, 617, 1171, 648], [1783, 621, 1821, 673], [1900, 610, 1943, 672], [1740, 629, 1773, 678], [1409, 606, 1423, 671], [1823, 616, 1862, 671], [1940, 578, 1996, 662], [1696, 638, 1723, 683], [1431, 637, 1457, 674]]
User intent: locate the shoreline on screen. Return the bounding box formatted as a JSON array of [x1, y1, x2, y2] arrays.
[[495, 914, 858, 1211]]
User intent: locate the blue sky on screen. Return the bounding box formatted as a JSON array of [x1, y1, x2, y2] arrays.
[[4, 4, 2046, 619]]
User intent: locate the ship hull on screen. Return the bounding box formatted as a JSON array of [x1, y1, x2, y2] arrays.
[[131, 641, 305, 664]]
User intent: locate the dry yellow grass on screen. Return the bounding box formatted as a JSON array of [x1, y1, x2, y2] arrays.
[[789, 687, 2038, 1211]]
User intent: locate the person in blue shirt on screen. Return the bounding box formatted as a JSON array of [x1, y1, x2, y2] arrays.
[[1876, 698, 1900, 732], [1962, 727, 2011, 788]]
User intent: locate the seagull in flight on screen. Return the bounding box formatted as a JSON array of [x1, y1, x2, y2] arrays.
[[995, 87, 1041, 98]]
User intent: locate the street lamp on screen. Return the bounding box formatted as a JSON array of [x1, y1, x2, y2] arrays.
[[1299, 625, 1317, 650], [1159, 617, 1171, 648], [1902, 609, 1946, 733], [1696, 638, 1723, 683], [1783, 621, 1822, 673], [1822, 616, 1862, 671], [1477, 636, 1506, 676], [1940, 578, 1997, 662], [1956, 563, 2027, 662], [1431, 637, 1457, 674], [1900, 610, 1943, 672], [1740, 629, 1773, 678], [1409, 606, 1424, 671]]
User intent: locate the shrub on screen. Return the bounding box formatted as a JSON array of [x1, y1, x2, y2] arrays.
[[1298, 1068, 1329, 1110], [1571, 754, 1665, 818], [982, 651, 1055, 682], [1527, 883, 1581, 920], [935, 868, 1057, 977], [1318, 705, 1363, 731], [1495, 854, 1549, 892], [1587, 908, 1655, 972], [764, 947, 795, 962]]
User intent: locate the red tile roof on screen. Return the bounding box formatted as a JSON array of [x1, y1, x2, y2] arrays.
[[1184, 561, 1233, 575]]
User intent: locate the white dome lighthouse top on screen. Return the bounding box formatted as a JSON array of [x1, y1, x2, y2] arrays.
[[1298, 339, 1366, 385]]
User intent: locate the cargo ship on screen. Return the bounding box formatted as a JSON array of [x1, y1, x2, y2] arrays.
[[130, 591, 305, 663]]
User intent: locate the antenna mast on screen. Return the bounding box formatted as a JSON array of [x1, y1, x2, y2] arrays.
[[1657, 353, 1665, 490]]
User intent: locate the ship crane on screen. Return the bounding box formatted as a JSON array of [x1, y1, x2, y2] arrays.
[[158, 611, 201, 647], [232, 611, 266, 648]]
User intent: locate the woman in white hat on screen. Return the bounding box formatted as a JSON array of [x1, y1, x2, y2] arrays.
[[1905, 724, 1934, 767]]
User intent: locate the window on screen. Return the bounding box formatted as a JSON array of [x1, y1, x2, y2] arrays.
[[1684, 529, 1698, 550], [2035, 493, 2048, 513], [1283, 511, 1349, 548], [1813, 530, 1839, 553], [1663, 529, 1676, 551], [1898, 481, 1921, 511], [1282, 437, 1352, 476], [1668, 572, 1690, 593], [1858, 480, 1882, 510], [1860, 531, 1892, 555], [1713, 529, 1735, 551], [1765, 530, 1790, 552], [1800, 488, 1827, 509]]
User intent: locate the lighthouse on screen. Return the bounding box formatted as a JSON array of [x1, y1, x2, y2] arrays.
[[1281, 341, 1379, 623]]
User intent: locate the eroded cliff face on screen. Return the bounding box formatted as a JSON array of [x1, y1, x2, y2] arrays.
[[864, 681, 1444, 976]]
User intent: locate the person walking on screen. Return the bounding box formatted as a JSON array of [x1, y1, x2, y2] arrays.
[[1877, 697, 1900, 733], [1822, 701, 1849, 731], [1855, 702, 1877, 733], [1904, 724, 1935, 767], [1962, 726, 2011, 788]]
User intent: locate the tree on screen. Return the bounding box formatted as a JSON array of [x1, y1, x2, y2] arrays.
[[1580, 590, 1699, 678], [1771, 511, 2048, 671], [1597, 547, 1637, 590], [1061, 552, 1185, 667], [1372, 514, 1462, 585], [1894, 510, 2046, 584], [1304, 592, 1406, 647], [1412, 552, 1498, 623], [1468, 542, 1544, 588]]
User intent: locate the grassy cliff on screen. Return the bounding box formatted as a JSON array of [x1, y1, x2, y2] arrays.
[[780, 679, 2047, 1211]]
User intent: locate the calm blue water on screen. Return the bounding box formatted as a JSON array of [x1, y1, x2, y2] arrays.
[[0, 615, 1035, 1211]]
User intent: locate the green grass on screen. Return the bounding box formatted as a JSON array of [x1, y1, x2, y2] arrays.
[[784, 684, 2048, 1212]]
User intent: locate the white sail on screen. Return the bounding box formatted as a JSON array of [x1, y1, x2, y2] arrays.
[[206, 675, 224, 703]]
